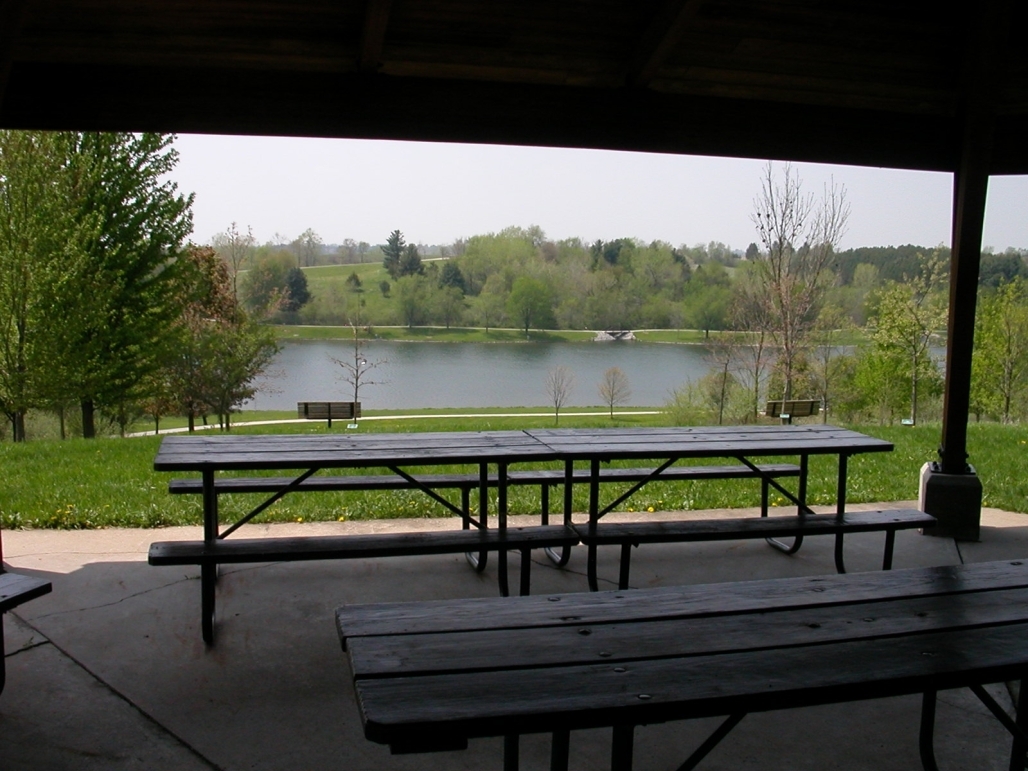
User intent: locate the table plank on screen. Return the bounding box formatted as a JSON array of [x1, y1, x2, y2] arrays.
[[355, 623, 1028, 745], [337, 560, 1028, 640], [347, 586, 1028, 677], [154, 430, 559, 471]]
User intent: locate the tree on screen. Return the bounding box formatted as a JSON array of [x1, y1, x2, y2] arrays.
[[440, 261, 467, 293], [598, 367, 631, 418], [870, 252, 948, 425], [61, 132, 194, 438], [211, 222, 254, 301], [973, 278, 1028, 422], [292, 228, 322, 267], [398, 242, 424, 277], [436, 286, 465, 329], [382, 230, 405, 279], [331, 317, 385, 424], [808, 305, 852, 423], [241, 252, 293, 318], [0, 131, 83, 440], [283, 267, 311, 312], [507, 276, 554, 337], [545, 365, 574, 425], [346, 272, 363, 292], [394, 274, 429, 328], [750, 162, 849, 401]]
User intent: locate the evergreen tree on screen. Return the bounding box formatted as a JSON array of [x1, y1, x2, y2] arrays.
[[398, 243, 424, 277], [382, 230, 405, 279], [283, 267, 311, 312]]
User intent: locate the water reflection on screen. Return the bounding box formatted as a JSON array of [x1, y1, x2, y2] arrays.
[[247, 340, 713, 411]]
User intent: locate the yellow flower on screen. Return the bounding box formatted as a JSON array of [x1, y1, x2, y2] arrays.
[[647, 506, 655, 513], [337, 515, 346, 522], [296, 517, 304, 523]]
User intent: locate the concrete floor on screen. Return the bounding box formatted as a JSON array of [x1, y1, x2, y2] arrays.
[[2, 503, 1027, 771]]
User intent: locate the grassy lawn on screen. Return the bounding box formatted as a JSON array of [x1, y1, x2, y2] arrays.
[[1, 417, 1025, 530]]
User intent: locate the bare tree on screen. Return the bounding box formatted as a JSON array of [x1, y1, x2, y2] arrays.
[[545, 365, 575, 425], [731, 264, 774, 420], [598, 366, 631, 418], [331, 315, 385, 425], [211, 222, 255, 301], [750, 162, 849, 400]]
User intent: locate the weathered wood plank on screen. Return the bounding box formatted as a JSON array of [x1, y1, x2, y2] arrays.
[[575, 509, 934, 545], [336, 560, 1028, 640], [167, 462, 802, 495], [149, 525, 579, 565], [348, 587, 1028, 678], [0, 571, 52, 613], [354, 622, 1028, 746]]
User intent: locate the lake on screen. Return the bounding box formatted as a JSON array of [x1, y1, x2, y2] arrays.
[[246, 340, 714, 411]]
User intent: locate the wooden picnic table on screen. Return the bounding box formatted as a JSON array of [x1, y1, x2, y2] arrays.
[[338, 559, 1028, 771], [153, 431, 563, 642], [522, 425, 896, 589], [151, 425, 916, 642]]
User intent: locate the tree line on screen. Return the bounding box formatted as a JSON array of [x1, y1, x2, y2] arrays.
[[0, 131, 277, 441]]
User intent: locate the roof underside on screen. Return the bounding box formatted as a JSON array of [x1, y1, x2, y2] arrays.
[[1, 0, 1025, 173]]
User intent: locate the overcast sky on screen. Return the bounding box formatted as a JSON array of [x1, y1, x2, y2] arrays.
[[168, 133, 1028, 253]]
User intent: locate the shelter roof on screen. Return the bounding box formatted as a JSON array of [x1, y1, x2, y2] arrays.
[[1, 1, 1025, 172]]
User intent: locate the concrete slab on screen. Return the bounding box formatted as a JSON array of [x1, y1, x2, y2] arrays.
[[2, 615, 212, 771], [0, 505, 1025, 771]]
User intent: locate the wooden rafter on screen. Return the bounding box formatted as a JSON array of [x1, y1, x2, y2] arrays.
[[358, 0, 393, 74], [0, 0, 27, 112], [627, 0, 705, 89]]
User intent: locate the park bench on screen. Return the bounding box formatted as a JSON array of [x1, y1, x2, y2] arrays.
[[575, 508, 937, 589], [297, 400, 360, 427], [766, 398, 820, 423], [1, 527, 52, 695], [338, 560, 1028, 771]]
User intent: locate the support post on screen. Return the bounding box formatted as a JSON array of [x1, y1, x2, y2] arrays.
[[922, 0, 1006, 541]]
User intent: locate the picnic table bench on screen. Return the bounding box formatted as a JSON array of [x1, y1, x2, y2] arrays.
[[1, 529, 52, 696], [338, 559, 1028, 771]]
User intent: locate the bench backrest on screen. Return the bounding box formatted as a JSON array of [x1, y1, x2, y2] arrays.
[[765, 399, 820, 418], [297, 401, 362, 420]]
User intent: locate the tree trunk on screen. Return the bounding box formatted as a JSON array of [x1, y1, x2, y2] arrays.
[[187, 411, 195, 433], [13, 411, 26, 442], [81, 400, 95, 439], [58, 406, 66, 440]]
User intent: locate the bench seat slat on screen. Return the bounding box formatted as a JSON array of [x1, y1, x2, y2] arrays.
[[574, 509, 935, 545], [148, 526, 579, 566], [340, 530, 1014, 643], [355, 622, 1028, 746], [167, 463, 802, 495], [0, 572, 52, 613]]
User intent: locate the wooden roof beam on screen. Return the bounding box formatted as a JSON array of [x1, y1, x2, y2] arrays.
[[627, 0, 705, 89], [358, 0, 393, 74], [0, 0, 27, 113]]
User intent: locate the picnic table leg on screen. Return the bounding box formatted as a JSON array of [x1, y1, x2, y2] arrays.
[[588, 458, 601, 592], [834, 454, 849, 574], [611, 725, 634, 771], [551, 729, 570, 771], [497, 462, 509, 597], [0, 615, 6, 695], [1011, 679, 1026, 771], [919, 689, 940, 771], [466, 466, 489, 573], [766, 455, 807, 556], [504, 734, 519, 771], [202, 469, 218, 644], [545, 462, 575, 567]]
